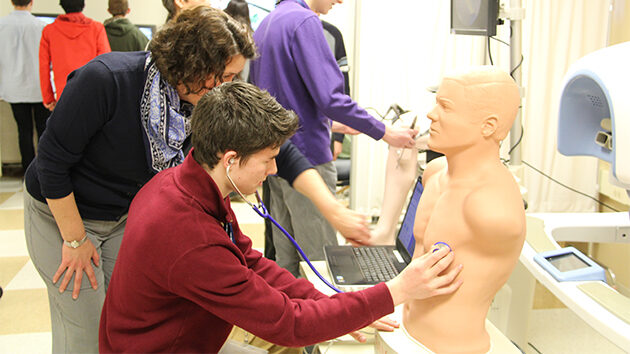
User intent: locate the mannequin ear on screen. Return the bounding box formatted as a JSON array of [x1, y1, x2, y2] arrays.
[[481, 116, 498, 138]]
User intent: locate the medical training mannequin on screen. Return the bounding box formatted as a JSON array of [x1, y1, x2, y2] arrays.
[[402, 67, 526, 353]]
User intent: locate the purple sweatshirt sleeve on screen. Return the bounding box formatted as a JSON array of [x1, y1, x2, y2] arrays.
[[290, 17, 385, 140]]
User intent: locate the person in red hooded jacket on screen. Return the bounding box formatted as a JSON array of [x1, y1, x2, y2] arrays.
[[39, 0, 110, 111]]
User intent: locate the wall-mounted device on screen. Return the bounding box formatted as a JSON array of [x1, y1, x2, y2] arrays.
[[450, 0, 499, 36]]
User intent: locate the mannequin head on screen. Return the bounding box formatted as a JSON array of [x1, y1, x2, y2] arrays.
[[427, 67, 520, 154]]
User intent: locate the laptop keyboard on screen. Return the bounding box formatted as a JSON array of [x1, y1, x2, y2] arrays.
[[353, 247, 399, 282]]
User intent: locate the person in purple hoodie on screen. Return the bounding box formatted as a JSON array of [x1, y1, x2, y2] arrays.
[[250, 0, 419, 276]]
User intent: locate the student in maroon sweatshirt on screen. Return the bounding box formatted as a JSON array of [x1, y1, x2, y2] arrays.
[[99, 81, 463, 353]]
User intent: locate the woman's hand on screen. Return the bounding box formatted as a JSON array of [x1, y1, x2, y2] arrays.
[[53, 238, 100, 300]]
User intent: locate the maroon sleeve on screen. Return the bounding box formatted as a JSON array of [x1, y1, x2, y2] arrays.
[[167, 244, 394, 347]]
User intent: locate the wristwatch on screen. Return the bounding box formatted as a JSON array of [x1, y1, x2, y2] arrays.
[[63, 235, 88, 249]]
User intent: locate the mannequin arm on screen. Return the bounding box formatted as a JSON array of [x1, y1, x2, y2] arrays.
[[371, 145, 419, 245]]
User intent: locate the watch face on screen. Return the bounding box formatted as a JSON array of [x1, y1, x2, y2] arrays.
[[70, 240, 79, 248]]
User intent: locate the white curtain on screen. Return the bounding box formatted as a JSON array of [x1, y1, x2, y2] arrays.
[[521, 0, 610, 212], [346, 0, 610, 214]]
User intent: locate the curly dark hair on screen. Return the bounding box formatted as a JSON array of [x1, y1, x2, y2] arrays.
[[161, 0, 176, 22], [192, 82, 298, 169], [149, 5, 256, 95]]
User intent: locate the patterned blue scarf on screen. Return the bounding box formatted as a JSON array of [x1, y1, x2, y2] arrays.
[[140, 54, 192, 173]]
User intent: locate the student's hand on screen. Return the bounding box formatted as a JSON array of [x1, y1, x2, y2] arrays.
[[53, 238, 100, 300], [386, 247, 463, 306], [348, 316, 399, 342], [382, 125, 419, 149], [328, 203, 371, 246]]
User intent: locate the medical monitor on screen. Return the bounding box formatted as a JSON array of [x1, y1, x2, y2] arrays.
[[450, 0, 499, 36], [135, 24, 156, 41], [33, 13, 59, 25]]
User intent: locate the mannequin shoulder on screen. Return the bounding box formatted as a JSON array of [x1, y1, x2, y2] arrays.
[[463, 177, 526, 239], [422, 156, 447, 185]]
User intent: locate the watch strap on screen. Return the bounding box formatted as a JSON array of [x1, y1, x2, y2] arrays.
[[63, 234, 88, 249]]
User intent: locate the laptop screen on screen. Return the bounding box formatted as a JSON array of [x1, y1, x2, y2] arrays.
[[396, 177, 423, 258]]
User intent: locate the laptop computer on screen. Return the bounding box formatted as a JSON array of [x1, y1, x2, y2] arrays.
[[323, 176, 423, 289]]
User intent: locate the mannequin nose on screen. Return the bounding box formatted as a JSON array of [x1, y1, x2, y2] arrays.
[[427, 106, 439, 121]]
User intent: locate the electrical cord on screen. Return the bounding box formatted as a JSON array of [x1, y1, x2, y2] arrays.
[[510, 54, 524, 77], [528, 342, 543, 354], [365, 105, 409, 124], [364, 106, 386, 120], [504, 154, 622, 212], [486, 35, 524, 79], [508, 124, 524, 156], [520, 160, 621, 212], [490, 36, 510, 46], [504, 124, 619, 212], [487, 36, 494, 65]]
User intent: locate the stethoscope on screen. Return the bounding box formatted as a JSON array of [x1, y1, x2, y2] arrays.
[[226, 161, 344, 293], [225, 161, 453, 295]]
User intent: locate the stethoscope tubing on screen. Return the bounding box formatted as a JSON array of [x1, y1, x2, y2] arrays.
[[226, 164, 343, 293]]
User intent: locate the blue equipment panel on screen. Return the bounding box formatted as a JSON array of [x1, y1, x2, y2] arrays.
[[534, 247, 606, 283]]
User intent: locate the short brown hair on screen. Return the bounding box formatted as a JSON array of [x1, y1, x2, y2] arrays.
[[60, 0, 84, 13], [149, 5, 256, 95], [191, 82, 298, 168], [108, 0, 128, 16], [12, 0, 32, 6]]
